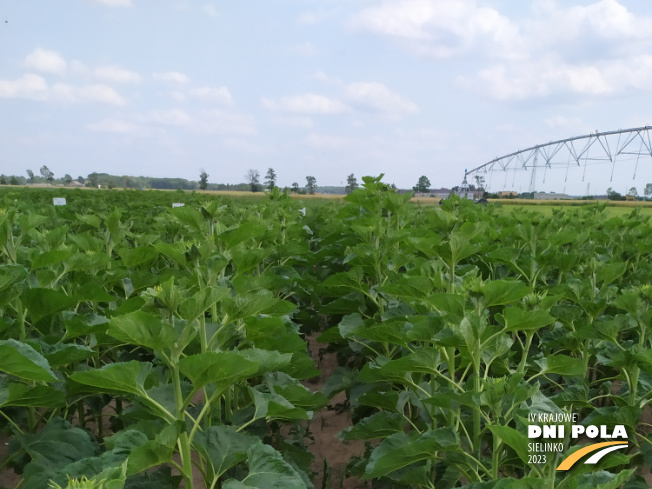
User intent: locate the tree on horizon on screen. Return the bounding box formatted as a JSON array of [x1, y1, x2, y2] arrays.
[[40, 165, 54, 184], [305, 175, 316, 195], [345, 174, 358, 194], [199, 170, 209, 191], [413, 175, 431, 193], [265, 168, 276, 191], [246, 169, 261, 192]]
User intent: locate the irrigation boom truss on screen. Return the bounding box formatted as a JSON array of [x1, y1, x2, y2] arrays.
[[464, 126, 652, 192]]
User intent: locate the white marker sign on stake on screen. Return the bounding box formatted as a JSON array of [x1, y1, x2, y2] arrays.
[[172, 203, 185, 208], [53, 198, 67, 206], [299, 207, 306, 216]]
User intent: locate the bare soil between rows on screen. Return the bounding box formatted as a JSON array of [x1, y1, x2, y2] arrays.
[[303, 332, 369, 489]]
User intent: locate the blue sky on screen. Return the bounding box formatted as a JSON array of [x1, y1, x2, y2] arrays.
[[3, 0, 652, 194]]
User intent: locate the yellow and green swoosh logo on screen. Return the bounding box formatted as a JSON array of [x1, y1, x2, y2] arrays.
[[556, 442, 628, 470]]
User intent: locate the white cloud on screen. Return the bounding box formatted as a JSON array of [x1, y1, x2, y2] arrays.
[[344, 82, 418, 114], [143, 109, 191, 126], [52, 83, 126, 105], [352, 0, 652, 64], [313, 71, 343, 86], [23, 49, 67, 76], [170, 90, 187, 102], [202, 4, 218, 17], [460, 53, 652, 101], [87, 0, 132, 7], [271, 116, 315, 129], [351, 0, 523, 59], [352, 0, 652, 102], [70, 60, 91, 78], [50, 84, 77, 103], [87, 119, 153, 137], [606, 55, 652, 91], [530, 0, 652, 45], [293, 42, 317, 57], [264, 84, 416, 117], [352, 0, 435, 40], [154, 71, 190, 84], [189, 86, 232, 104], [545, 116, 583, 129], [81, 84, 126, 105], [0, 72, 126, 105], [88, 107, 253, 138], [0, 74, 48, 100], [94, 66, 141, 84], [297, 9, 340, 24], [262, 94, 349, 115]]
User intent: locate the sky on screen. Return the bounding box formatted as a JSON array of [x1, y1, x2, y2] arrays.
[[3, 0, 652, 194]]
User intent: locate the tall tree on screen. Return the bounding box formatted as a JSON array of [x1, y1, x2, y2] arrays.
[[627, 186, 638, 198], [345, 174, 358, 194], [305, 175, 317, 195], [199, 170, 209, 191], [291, 182, 299, 193], [246, 169, 261, 192], [26, 169, 34, 183], [63, 174, 73, 186], [413, 175, 431, 193], [264, 168, 276, 191], [645, 183, 652, 199], [87, 173, 99, 188], [474, 174, 485, 190], [40, 165, 54, 184]]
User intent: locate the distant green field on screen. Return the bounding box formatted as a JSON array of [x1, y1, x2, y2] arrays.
[[409, 197, 652, 217], [498, 204, 652, 217]]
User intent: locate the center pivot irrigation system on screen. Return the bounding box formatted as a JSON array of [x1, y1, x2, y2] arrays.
[[464, 126, 652, 193]]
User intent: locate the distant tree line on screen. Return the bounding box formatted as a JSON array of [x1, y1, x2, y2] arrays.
[[606, 186, 646, 201], [1, 167, 342, 194], [17, 168, 652, 201], [242, 169, 321, 195], [2, 170, 256, 191]]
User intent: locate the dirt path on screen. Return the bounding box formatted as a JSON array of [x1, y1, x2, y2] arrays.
[[0, 433, 21, 488], [304, 333, 369, 489]]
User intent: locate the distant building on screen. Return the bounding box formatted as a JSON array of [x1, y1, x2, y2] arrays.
[[534, 192, 571, 200], [498, 191, 518, 197], [432, 188, 451, 199], [451, 175, 475, 199]]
